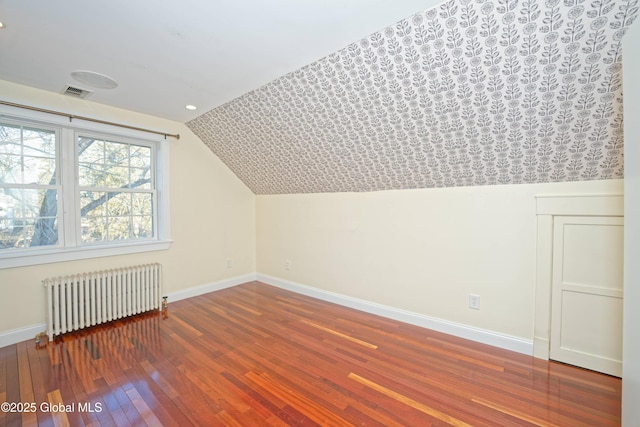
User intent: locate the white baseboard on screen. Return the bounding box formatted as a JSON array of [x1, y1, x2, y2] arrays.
[[1, 272, 533, 356], [257, 273, 533, 356], [0, 323, 47, 349], [166, 273, 257, 303], [0, 273, 257, 349]]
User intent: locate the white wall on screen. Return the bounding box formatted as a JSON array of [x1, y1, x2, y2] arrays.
[[0, 81, 256, 341], [623, 24, 640, 427], [256, 180, 622, 344]]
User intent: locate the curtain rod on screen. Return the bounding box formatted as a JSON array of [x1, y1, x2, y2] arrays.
[[0, 100, 180, 140]]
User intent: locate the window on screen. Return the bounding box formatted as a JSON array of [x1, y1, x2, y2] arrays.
[[0, 113, 171, 268], [78, 136, 155, 243], [0, 123, 59, 250]]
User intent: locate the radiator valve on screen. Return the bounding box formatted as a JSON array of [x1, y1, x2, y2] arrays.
[[35, 332, 47, 347]]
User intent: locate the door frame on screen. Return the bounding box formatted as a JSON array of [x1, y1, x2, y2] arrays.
[[534, 194, 623, 360]]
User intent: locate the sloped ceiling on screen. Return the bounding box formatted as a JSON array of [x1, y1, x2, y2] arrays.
[[187, 0, 638, 194]]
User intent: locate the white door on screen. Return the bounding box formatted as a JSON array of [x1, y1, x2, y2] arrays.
[[550, 215, 624, 377]]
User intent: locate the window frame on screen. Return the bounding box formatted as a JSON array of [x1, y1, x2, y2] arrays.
[[0, 119, 63, 252], [0, 106, 171, 269], [75, 132, 158, 245]]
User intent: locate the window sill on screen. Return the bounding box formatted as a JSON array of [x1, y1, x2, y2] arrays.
[[0, 240, 172, 270]]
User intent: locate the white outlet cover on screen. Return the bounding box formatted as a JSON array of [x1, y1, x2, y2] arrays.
[[468, 294, 480, 310]]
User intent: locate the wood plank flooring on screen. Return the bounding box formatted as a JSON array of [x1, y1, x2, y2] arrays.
[[0, 281, 621, 426]]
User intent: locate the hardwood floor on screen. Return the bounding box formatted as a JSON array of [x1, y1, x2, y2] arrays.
[[1, 281, 621, 426]]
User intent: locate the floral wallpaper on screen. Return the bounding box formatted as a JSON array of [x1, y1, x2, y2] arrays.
[[187, 0, 638, 194]]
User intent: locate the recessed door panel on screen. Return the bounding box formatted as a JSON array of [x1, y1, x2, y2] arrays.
[[562, 222, 623, 290], [550, 216, 623, 377]]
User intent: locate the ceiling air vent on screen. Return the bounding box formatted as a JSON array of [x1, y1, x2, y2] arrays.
[[62, 85, 93, 99]]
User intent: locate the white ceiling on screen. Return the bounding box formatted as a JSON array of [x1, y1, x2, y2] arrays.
[[0, 0, 437, 122]]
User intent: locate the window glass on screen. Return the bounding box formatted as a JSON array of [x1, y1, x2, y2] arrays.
[[78, 136, 155, 245], [0, 123, 58, 250], [0, 120, 161, 255]]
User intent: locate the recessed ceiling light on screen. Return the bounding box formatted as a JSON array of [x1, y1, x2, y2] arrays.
[[70, 70, 118, 89], [185, 105, 197, 110], [0, 22, 5, 29]]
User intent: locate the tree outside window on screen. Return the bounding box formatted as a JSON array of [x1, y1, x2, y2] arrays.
[[0, 123, 58, 249], [0, 121, 157, 252]]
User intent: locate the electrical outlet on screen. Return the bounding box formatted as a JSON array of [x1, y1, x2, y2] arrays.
[[284, 259, 291, 270], [225, 258, 232, 269], [468, 294, 480, 310]]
